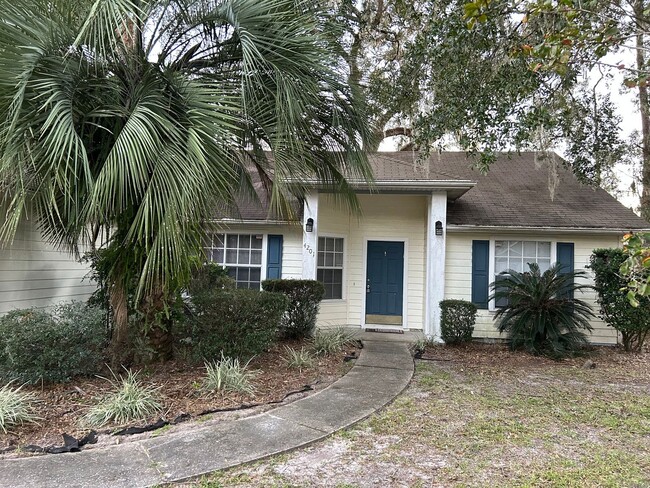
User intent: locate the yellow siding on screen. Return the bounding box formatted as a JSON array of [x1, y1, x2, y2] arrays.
[[444, 231, 622, 345], [0, 224, 96, 314], [318, 193, 428, 330]]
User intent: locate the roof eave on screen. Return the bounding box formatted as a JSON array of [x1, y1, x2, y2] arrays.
[[446, 224, 650, 235]]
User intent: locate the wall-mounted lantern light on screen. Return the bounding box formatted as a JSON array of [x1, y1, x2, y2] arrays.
[[435, 220, 443, 236], [305, 218, 314, 233]]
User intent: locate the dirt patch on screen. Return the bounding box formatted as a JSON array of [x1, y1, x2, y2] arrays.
[[0, 339, 359, 457]]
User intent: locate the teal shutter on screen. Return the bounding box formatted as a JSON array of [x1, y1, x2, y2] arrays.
[[266, 235, 283, 279], [556, 242, 574, 301], [471, 240, 490, 309]]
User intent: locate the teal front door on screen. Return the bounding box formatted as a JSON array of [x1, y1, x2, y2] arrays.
[[365, 241, 404, 325]]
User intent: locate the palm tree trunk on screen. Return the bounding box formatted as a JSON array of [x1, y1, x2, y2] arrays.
[[109, 281, 131, 367]]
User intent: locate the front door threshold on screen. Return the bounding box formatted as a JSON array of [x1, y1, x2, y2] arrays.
[[365, 314, 403, 326]]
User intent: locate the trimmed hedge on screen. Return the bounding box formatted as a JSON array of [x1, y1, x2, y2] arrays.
[[183, 289, 288, 360], [440, 299, 477, 345], [0, 302, 107, 384], [188, 262, 235, 297], [589, 249, 650, 351], [262, 280, 325, 339]]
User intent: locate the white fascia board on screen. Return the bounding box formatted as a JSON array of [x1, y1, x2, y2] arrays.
[[446, 224, 650, 235], [208, 218, 297, 225]]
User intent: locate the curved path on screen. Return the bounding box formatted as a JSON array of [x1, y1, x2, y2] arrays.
[[0, 339, 414, 488]]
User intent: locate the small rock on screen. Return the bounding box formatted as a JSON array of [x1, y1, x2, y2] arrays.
[[583, 359, 596, 369]]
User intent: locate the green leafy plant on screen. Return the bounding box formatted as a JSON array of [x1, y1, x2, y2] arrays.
[[0, 303, 107, 384], [283, 347, 316, 371], [0, 382, 39, 433], [311, 328, 357, 356], [589, 249, 650, 351], [83, 370, 162, 427], [261, 280, 326, 339], [179, 289, 288, 361], [620, 232, 650, 306], [490, 263, 595, 359], [188, 263, 235, 299], [201, 356, 256, 396], [440, 299, 478, 344]]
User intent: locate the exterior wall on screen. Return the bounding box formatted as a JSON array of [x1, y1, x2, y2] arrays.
[[444, 230, 622, 345], [0, 224, 96, 314], [317, 193, 428, 330]]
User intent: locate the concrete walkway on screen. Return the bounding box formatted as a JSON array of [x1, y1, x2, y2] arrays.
[[0, 338, 414, 488]]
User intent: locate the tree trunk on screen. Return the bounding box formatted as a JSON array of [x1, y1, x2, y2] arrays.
[[635, 0, 650, 222], [140, 287, 174, 362], [109, 281, 131, 368]]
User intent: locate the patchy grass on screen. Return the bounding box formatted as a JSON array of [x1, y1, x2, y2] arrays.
[[180, 344, 650, 487]]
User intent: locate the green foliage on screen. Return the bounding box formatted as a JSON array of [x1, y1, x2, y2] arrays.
[[0, 303, 107, 384], [201, 356, 256, 396], [440, 299, 478, 344], [620, 233, 650, 307], [180, 289, 288, 361], [490, 263, 595, 359], [589, 248, 650, 352], [188, 263, 235, 299], [0, 382, 39, 434], [282, 346, 315, 372], [0, 0, 371, 361], [310, 327, 357, 356], [83, 370, 162, 427], [262, 280, 325, 339]]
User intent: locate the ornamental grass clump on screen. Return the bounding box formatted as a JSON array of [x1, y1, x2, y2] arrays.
[[83, 370, 162, 427], [490, 263, 595, 359], [311, 327, 356, 356], [283, 346, 315, 371], [201, 355, 256, 396], [0, 382, 39, 433]]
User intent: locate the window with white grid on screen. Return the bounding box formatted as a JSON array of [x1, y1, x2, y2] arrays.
[[205, 233, 263, 289], [317, 237, 344, 300], [493, 240, 551, 307]]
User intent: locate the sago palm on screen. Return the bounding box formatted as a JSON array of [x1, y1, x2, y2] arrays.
[[490, 263, 595, 359], [0, 0, 373, 362]]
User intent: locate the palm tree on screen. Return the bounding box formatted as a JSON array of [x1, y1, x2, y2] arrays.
[[490, 263, 596, 359], [0, 0, 373, 363]]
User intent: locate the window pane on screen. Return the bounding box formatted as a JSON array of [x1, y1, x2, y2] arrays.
[[334, 253, 343, 267], [212, 249, 224, 263], [251, 236, 263, 249], [510, 259, 523, 273], [215, 234, 225, 248], [495, 257, 509, 274], [325, 238, 334, 252], [335, 239, 343, 252], [538, 241, 551, 258], [318, 237, 325, 250], [250, 267, 261, 281], [239, 234, 251, 249], [537, 259, 551, 272], [523, 241, 537, 258], [225, 249, 237, 264], [317, 269, 324, 282], [227, 267, 236, 279], [238, 249, 250, 264], [332, 269, 343, 285], [509, 241, 522, 257], [325, 253, 334, 267], [251, 250, 262, 265], [495, 241, 507, 257], [226, 234, 238, 248], [317, 251, 325, 267]]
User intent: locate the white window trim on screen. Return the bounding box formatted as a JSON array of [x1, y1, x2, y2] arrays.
[[488, 238, 556, 311], [206, 232, 268, 288], [317, 233, 347, 301]]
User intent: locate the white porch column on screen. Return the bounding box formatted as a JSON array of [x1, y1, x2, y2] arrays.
[[302, 191, 319, 279], [425, 192, 447, 340]]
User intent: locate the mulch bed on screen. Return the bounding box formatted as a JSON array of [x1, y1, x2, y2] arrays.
[[0, 339, 360, 457]]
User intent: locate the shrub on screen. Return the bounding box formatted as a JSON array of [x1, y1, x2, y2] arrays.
[[283, 346, 315, 371], [311, 327, 356, 356], [0, 302, 107, 384], [201, 355, 256, 395], [0, 382, 39, 433], [181, 289, 288, 361], [83, 370, 162, 427], [440, 299, 477, 344], [589, 249, 650, 351], [262, 280, 325, 339], [188, 262, 235, 298], [490, 263, 596, 359]]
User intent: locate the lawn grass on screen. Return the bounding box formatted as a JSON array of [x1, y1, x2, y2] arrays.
[[182, 345, 650, 487]]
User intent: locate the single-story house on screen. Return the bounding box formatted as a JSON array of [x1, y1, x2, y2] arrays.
[[208, 151, 649, 344]]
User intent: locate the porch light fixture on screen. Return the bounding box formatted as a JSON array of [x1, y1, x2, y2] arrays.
[[435, 220, 443, 236], [305, 218, 314, 233]]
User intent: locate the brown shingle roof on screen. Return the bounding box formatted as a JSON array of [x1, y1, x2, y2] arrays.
[[226, 151, 648, 230], [372, 152, 647, 230]]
